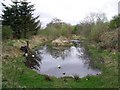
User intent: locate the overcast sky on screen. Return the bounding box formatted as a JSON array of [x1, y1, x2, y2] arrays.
[[0, 0, 119, 27]]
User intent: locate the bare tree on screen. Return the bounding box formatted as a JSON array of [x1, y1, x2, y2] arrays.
[[83, 12, 107, 25]]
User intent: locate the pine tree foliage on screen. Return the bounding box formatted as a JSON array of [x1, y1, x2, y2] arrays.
[[2, 0, 41, 39]]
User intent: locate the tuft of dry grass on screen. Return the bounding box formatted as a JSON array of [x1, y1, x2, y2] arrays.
[[44, 75, 52, 81], [29, 35, 48, 48]]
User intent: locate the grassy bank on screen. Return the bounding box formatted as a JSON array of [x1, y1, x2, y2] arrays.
[[84, 42, 118, 87], [2, 35, 119, 88], [2, 55, 119, 88]]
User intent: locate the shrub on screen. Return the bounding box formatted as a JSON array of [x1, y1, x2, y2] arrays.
[[109, 15, 120, 29], [99, 28, 118, 51], [39, 20, 73, 39], [90, 22, 108, 42], [2, 26, 13, 39]]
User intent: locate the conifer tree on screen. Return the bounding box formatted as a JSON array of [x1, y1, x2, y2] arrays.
[[2, 0, 41, 39]]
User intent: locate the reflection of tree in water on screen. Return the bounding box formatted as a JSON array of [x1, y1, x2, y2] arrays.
[[75, 46, 92, 69], [24, 51, 41, 70], [45, 44, 97, 70], [46, 45, 70, 60], [77, 47, 101, 70], [45, 43, 87, 60]]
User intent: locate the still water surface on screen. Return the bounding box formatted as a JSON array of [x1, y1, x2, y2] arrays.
[[32, 43, 101, 78]]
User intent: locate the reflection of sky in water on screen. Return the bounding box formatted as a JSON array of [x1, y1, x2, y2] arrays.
[[35, 45, 101, 78]]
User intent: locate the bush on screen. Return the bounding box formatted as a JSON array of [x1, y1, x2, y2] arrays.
[[99, 28, 118, 51], [90, 22, 108, 42], [109, 15, 120, 29], [2, 26, 13, 39], [40, 20, 73, 39]]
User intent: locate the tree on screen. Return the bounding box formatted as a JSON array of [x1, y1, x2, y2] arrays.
[[109, 15, 120, 29], [19, 1, 41, 38], [83, 12, 107, 25], [76, 12, 108, 41], [2, 0, 21, 38], [1, 3, 13, 26], [2, 0, 41, 39]]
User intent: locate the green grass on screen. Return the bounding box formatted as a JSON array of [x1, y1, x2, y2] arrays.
[[84, 44, 118, 87]]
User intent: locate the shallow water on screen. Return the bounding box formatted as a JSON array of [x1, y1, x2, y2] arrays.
[[32, 43, 101, 78]]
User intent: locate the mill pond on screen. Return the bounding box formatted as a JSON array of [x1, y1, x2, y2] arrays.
[[25, 40, 101, 78]]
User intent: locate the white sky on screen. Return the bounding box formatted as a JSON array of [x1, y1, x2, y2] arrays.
[[0, 0, 119, 27]]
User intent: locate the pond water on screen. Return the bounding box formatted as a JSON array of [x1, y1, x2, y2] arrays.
[[26, 41, 101, 78]]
